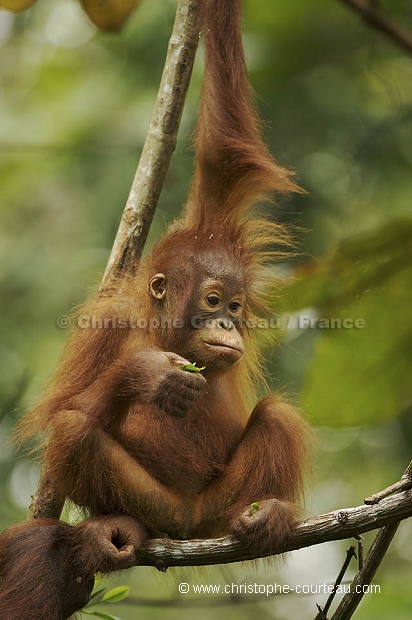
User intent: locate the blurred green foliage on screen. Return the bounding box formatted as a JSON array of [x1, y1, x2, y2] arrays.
[[278, 218, 412, 426], [0, 0, 411, 618]]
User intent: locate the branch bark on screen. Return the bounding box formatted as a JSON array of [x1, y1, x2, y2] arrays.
[[29, 469, 64, 520], [339, 0, 412, 55], [100, 0, 203, 290], [330, 522, 399, 620], [315, 545, 357, 619], [326, 460, 412, 619], [134, 488, 412, 569]]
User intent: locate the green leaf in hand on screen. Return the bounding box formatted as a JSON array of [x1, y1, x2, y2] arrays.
[[180, 363, 206, 373], [250, 502, 259, 515]]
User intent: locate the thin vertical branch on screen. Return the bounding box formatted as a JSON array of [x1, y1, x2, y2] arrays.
[[329, 461, 411, 619], [330, 523, 399, 620], [100, 0, 203, 291], [315, 546, 357, 619]]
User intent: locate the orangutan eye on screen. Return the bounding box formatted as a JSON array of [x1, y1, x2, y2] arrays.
[[229, 301, 241, 312], [207, 295, 220, 307]]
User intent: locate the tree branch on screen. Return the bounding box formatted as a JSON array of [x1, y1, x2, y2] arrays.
[[338, 0, 412, 56], [29, 469, 64, 520], [133, 488, 412, 569], [365, 460, 412, 504], [330, 522, 399, 620], [326, 460, 412, 619], [315, 545, 357, 619], [100, 0, 202, 291]]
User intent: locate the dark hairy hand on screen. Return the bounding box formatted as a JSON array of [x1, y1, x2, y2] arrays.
[[77, 515, 147, 573], [231, 498, 296, 553], [119, 349, 207, 417], [150, 351, 207, 417]]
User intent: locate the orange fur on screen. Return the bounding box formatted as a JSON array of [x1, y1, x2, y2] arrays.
[[2, 1, 312, 618]]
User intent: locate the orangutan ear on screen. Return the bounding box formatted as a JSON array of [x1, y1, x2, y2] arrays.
[[147, 273, 167, 300]]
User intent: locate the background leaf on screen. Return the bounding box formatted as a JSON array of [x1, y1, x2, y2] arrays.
[[277, 218, 412, 425], [102, 586, 130, 603]]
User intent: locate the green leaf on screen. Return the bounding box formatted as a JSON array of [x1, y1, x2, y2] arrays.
[[278, 218, 412, 313], [102, 586, 130, 603], [93, 573, 104, 590], [179, 363, 206, 373], [88, 587, 107, 604], [250, 502, 259, 515], [82, 611, 121, 620]]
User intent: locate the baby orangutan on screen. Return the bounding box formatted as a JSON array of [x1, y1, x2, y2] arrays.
[[0, 1, 311, 618]]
